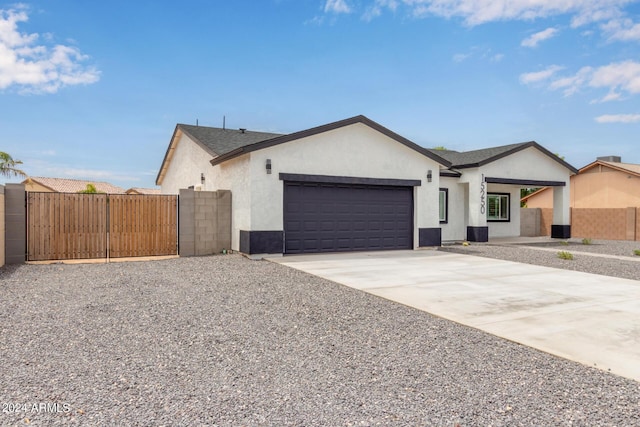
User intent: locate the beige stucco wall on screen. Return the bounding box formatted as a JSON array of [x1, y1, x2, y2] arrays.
[[523, 188, 553, 209], [24, 181, 54, 192], [524, 164, 640, 209], [573, 165, 640, 208]]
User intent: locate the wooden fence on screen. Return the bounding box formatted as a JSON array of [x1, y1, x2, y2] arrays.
[[27, 193, 178, 261]]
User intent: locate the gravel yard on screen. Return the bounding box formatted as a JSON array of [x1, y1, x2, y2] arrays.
[[1, 255, 639, 426], [440, 239, 640, 281]]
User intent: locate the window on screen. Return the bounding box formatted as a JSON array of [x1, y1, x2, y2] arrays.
[[439, 188, 448, 223], [487, 193, 510, 221]]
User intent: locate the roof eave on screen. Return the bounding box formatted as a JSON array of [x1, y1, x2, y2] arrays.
[[210, 115, 452, 168], [579, 160, 640, 177], [156, 125, 181, 186], [457, 141, 578, 174]]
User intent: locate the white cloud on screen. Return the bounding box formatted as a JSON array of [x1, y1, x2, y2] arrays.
[[363, 0, 398, 21], [521, 27, 559, 48], [589, 60, 640, 99], [602, 18, 640, 41], [452, 52, 470, 62], [519, 65, 564, 84], [324, 0, 352, 14], [522, 60, 640, 101], [452, 46, 503, 63], [548, 66, 592, 96], [0, 6, 99, 94], [595, 113, 640, 123], [359, 0, 632, 27]]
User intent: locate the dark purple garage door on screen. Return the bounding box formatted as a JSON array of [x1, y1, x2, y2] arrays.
[[283, 181, 413, 254]]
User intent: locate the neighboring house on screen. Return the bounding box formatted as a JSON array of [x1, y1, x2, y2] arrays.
[[157, 115, 576, 256], [522, 156, 640, 209], [126, 187, 161, 195], [23, 177, 126, 194]]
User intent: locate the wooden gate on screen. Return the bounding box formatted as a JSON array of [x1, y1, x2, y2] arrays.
[[27, 193, 178, 261]]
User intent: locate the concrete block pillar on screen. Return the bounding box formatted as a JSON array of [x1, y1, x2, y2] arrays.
[[551, 186, 571, 239], [178, 188, 196, 256], [5, 183, 26, 264], [178, 189, 232, 257]]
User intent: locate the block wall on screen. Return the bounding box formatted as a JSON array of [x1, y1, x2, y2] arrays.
[[179, 189, 231, 256]]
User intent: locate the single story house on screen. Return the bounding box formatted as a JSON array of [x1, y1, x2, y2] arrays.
[[157, 115, 577, 256], [522, 156, 640, 209], [23, 177, 126, 194]]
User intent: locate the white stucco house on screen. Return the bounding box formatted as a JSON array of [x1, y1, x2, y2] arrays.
[[157, 115, 577, 256]]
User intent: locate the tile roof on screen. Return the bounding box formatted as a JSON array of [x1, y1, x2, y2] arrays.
[[126, 187, 161, 195], [599, 161, 640, 176], [26, 177, 126, 194], [178, 124, 283, 157]]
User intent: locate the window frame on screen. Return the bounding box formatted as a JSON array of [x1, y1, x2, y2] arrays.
[[487, 192, 510, 222], [439, 188, 448, 224]]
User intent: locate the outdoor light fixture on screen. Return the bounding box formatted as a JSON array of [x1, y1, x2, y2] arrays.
[[427, 170, 432, 183], [201, 173, 205, 184], [266, 159, 272, 174]]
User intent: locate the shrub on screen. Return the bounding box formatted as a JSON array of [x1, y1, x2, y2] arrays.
[[557, 251, 574, 260], [581, 238, 592, 245], [634, 249, 640, 256]]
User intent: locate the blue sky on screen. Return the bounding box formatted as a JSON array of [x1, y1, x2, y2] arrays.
[[1, 0, 639, 189]]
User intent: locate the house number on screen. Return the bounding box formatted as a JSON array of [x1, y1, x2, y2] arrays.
[[480, 174, 486, 215]]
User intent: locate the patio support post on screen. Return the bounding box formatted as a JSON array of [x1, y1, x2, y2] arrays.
[[466, 175, 488, 242], [551, 185, 571, 238]]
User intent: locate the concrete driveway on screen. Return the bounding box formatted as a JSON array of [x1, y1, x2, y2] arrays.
[[272, 250, 640, 382]]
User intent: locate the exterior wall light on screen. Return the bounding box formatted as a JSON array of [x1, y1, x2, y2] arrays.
[[201, 173, 205, 184], [266, 159, 272, 174], [427, 170, 432, 183]]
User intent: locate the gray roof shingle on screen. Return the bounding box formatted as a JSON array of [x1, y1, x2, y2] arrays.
[[427, 142, 531, 168], [428, 141, 577, 173], [178, 124, 283, 157]]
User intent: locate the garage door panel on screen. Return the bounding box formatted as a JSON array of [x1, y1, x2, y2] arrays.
[[284, 181, 413, 254]]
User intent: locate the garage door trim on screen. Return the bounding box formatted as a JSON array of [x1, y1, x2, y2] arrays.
[[279, 173, 421, 187]]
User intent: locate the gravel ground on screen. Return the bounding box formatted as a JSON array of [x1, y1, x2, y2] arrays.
[[1, 255, 639, 426], [440, 239, 640, 281]]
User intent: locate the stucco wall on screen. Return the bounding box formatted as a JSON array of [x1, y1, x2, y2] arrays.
[[24, 181, 54, 192], [440, 177, 467, 241], [486, 184, 521, 237], [160, 133, 216, 194], [227, 122, 443, 250], [573, 166, 640, 208], [523, 164, 640, 210], [480, 147, 572, 182], [441, 146, 572, 239], [524, 188, 553, 208]]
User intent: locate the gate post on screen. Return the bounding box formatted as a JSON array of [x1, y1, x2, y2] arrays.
[[5, 183, 26, 264]]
